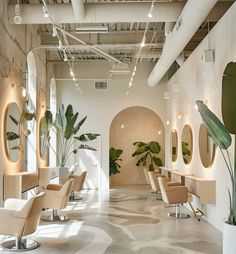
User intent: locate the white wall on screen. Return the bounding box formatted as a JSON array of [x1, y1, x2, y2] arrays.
[[56, 62, 167, 190], [165, 2, 236, 231]]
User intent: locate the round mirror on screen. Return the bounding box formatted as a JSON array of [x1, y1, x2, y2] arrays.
[[5, 102, 20, 162], [181, 124, 193, 164], [199, 124, 215, 168], [170, 129, 178, 162], [39, 118, 48, 159]]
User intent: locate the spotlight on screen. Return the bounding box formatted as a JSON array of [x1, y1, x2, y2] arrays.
[[126, 90, 130, 96], [148, 4, 154, 19], [158, 130, 162, 135], [72, 76, 76, 81], [58, 40, 63, 50], [141, 36, 146, 48], [178, 114, 182, 120], [166, 120, 170, 125], [69, 68, 74, 77], [52, 26, 57, 37], [129, 82, 132, 87], [14, 4, 22, 24], [21, 87, 27, 98], [63, 52, 68, 62], [42, 5, 49, 18]]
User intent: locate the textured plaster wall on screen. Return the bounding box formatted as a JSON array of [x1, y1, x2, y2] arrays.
[[0, 1, 50, 201], [110, 106, 165, 185], [165, 2, 236, 231]]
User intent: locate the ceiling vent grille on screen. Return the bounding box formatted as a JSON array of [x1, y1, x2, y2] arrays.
[[94, 81, 108, 90]]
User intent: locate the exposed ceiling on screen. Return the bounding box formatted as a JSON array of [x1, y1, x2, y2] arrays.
[[8, 0, 234, 67]]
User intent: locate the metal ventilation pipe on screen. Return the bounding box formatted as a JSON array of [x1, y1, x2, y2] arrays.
[[147, 0, 218, 87]]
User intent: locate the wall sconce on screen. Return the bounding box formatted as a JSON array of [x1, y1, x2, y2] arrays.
[[14, 3, 22, 24], [178, 114, 182, 120], [21, 87, 27, 98], [166, 120, 170, 125]]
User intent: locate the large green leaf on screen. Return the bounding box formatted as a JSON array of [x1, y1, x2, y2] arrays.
[[73, 116, 87, 134], [149, 141, 161, 154], [132, 144, 148, 156], [55, 104, 66, 130], [152, 156, 162, 167], [9, 114, 19, 126], [64, 112, 78, 139], [75, 133, 100, 142], [65, 104, 74, 124], [6, 132, 20, 140], [222, 62, 236, 134], [11, 145, 20, 150], [40, 110, 53, 135], [78, 144, 97, 151], [196, 100, 231, 149]]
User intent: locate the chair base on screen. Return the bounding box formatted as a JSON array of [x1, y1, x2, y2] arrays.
[[166, 212, 190, 219], [70, 193, 83, 201], [41, 214, 70, 222], [1, 238, 40, 252]]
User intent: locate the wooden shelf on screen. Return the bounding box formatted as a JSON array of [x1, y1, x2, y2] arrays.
[[160, 167, 216, 204]]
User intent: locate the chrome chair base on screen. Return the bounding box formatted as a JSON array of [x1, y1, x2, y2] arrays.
[[70, 192, 83, 201], [1, 237, 40, 252], [166, 212, 190, 219], [41, 209, 70, 222]]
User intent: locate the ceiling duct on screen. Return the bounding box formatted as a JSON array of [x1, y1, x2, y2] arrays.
[[147, 0, 218, 87], [75, 25, 108, 34]]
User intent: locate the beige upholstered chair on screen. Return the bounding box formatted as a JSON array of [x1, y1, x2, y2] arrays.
[[41, 178, 74, 222], [0, 192, 45, 251], [68, 171, 87, 200], [148, 171, 166, 193], [158, 176, 192, 218]]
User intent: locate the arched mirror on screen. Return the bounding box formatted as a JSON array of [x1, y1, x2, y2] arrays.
[[170, 129, 178, 162], [5, 102, 21, 162], [181, 124, 193, 164], [199, 124, 215, 167], [39, 117, 48, 159]]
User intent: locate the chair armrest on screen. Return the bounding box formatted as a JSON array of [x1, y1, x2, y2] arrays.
[[46, 184, 63, 191]]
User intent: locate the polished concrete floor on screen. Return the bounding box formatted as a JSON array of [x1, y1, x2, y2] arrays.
[[0, 185, 222, 253]]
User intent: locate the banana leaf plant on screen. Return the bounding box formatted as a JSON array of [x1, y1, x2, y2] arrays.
[[109, 147, 123, 176], [132, 141, 163, 171], [6, 110, 36, 151], [182, 141, 191, 164], [196, 100, 236, 225], [40, 104, 100, 167]]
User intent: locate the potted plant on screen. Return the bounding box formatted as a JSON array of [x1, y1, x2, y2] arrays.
[[41, 104, 99, 182], [132, 141, 163, 183], [196, 100, 235, 253], [109, 147, 123, 176]]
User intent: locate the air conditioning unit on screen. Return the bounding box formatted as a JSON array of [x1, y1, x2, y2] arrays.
[[94, 81, 108, 90]]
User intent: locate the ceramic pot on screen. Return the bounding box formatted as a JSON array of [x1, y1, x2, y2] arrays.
[[223, 221, 236, 254], [58, 166, 69, 184]]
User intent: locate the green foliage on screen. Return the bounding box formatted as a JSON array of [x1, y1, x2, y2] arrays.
[[41, 104, 100, 167], [109, 147, 123, 176], [196, 100, 236, 225], [182, 141, 191, 164], [132, 141, 162, 171]]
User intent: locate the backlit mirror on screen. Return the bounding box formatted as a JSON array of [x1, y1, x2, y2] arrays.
[[5, 102, 20, 162], [171, 129, 178, 162], [199, 124, 215, 168], [181, 124, 193, 164]]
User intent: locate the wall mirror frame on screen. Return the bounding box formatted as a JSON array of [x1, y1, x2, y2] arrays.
[[181, 124, 193, 164], [170, 129, 178, 162], [5, 102, 21, 162], [198, 123, 216, 168]]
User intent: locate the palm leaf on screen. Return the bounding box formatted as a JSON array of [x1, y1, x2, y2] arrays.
[[65, 104, 74, 124], [78, 144, 97, 151], [73, 116, 87, 134], [9, 115, 19, 126], [196, 100, 231, 149], [75, 133, 100, 142], [6, 132, 20, 140], [64, 112, 78, 139]]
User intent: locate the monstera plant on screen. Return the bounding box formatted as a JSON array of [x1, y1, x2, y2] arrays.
[[109, 147, 123, 176], [132, 141, 163, 171], [41, 104, 99, 167]]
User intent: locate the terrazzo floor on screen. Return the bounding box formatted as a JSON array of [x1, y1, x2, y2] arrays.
[[0, 185, 222, 253]]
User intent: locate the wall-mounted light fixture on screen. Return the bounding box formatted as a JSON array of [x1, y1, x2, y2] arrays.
[[14, 2, 22, 24]]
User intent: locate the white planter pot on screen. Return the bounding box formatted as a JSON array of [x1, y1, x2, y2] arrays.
[[58, 166, 69, 184], [223, 222, 236, 254]]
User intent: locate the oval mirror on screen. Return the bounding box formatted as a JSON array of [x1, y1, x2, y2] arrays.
[[199, 124, 215, 168], [170, 129, 178, 162], [5, 102, 20, 162], [39, 117, 48, 159], [181, 124, 193, 164]]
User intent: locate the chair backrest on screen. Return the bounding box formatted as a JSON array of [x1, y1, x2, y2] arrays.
[[69, 171, 87, 192], [59, 178, 74, 209], [21, 192, 45, 236], [158, 177, 170, 204]]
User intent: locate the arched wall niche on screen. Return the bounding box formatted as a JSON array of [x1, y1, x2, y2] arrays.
[[109, 106, 165, 186], [0, 70, 24, 175]]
